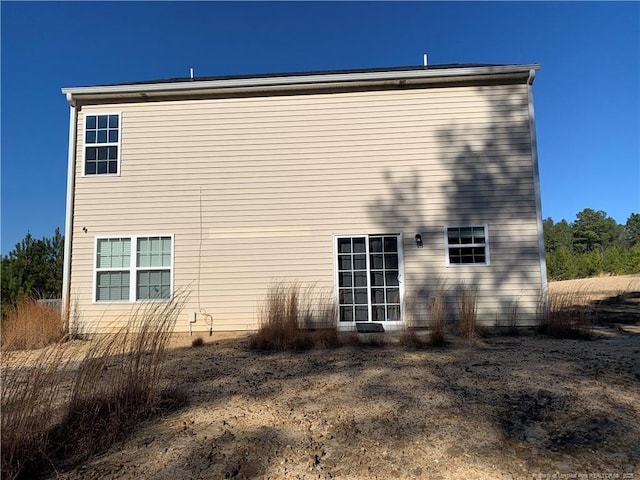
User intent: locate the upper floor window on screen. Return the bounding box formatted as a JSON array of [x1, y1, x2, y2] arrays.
[[85, 114, 119, 175], [446, 225, 489, 265]]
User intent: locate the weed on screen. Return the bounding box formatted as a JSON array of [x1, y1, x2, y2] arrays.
[[191, 336, 204, 347]]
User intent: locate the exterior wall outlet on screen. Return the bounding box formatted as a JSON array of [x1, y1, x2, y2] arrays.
[[188, 312, 197, 323]]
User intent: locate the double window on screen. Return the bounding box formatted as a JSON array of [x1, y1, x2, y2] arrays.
[[446, 225, 489, 265], [336, 235, 403, 323], [95, 235, 173, 302], [85, 114, 119, 175]]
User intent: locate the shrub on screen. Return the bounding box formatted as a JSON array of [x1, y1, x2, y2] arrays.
[[191, 336, 204, 347], [1, 298, 66, 351], [538, 290, 593, 339]]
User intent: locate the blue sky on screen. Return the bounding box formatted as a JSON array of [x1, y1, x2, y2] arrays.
[[1, 1, 639, 254]]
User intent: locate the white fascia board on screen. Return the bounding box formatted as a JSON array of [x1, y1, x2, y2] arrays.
[[62, 64, 540, 105]]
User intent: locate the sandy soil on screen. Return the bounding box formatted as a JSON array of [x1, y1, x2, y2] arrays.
[[21, 276, 640, 479]]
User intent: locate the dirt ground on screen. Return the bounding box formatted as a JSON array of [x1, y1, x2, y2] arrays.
[[33, 276, 640, 478]]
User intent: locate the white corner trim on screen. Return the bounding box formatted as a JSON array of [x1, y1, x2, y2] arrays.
[[528, 81, 548, 298], [62, 105, 77, 321]]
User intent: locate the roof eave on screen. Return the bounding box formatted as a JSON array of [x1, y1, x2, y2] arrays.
[[62, 64, 539, 106]]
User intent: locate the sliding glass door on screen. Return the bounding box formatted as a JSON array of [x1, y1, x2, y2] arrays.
[[336, 235, 403, 323]]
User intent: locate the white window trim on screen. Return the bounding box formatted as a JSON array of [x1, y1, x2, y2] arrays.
[[444, 224, 490, 267], [82, 112, 122, 177], [333, 233, 405, 331], [93, 234, 175, 303]]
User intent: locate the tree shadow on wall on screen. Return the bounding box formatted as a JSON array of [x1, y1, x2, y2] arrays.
[[367, 83, 544, 327]]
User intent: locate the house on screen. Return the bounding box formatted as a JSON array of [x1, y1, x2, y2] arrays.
[[61, 63, 546, 334]]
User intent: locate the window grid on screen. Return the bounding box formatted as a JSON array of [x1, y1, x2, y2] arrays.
[[337, 237, 369, 322], [446, 226, 489, 265], [95, 235, 173, 302], [369, 236, 401, 322], [85, 114, 119, 175], [95, 238, 131, 301], [337, 235, 402, 323], [135, 236, 172, 300]]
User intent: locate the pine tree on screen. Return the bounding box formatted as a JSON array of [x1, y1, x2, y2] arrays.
[[1, 229, 64, 305]]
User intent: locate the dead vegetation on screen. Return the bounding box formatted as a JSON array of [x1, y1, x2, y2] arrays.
[[2, 276, 638, 478], [400, 288, 449, 348], [538, 289, 594, 339], [456, 283, 478, 339], [248, 282, 338, 351], [1, 299, 185, 480], [1, 298, 66, 351]]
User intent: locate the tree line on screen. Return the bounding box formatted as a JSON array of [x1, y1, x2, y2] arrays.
[[544, 209, 640, 280], [1, 211, 638, 305], [1, 229, 64, 306]]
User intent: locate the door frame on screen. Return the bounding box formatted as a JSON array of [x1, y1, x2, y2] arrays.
[[332, 233, 405, 331]]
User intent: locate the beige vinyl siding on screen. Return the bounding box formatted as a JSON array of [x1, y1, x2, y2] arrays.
[[69, 83, 543, 333]]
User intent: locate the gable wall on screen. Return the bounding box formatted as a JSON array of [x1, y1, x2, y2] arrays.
[[69, 83, 543, 333]]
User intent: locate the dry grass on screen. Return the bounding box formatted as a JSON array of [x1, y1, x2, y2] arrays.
[[399, 295, 425, 348], [401, 285, 449, 348], [1, 298, 66, 351], [310, 327, 341, 349], [456, 284, 478, 339], [538, 290, 594, 339], [249, 282, 336, 351], [398, 324, 425, 348], [427, 292, 448, 346], [494, 298, 521, 336], [1, 298, 184, 479], [1, 347, 70, 480]]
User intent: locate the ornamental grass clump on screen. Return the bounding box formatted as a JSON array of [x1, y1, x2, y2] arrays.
[[538, 289, 593, 339], [1, 347, 70, 480], [54, 298, 184, 462], [249, 282, 337, 350], [1, 297, 185, 479], [427, 292, 448, 346], [456, 284, 478, 339], [1, 298, 66, 351]]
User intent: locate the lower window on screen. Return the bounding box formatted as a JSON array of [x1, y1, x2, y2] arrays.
[[446, 225, 489, 265], [336, 235, 403, 322], [95, 235, 173, 302]]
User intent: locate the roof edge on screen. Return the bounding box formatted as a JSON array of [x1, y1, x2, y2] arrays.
[[62, 64, 540, 106]]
